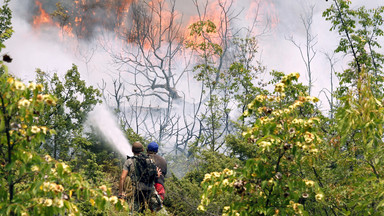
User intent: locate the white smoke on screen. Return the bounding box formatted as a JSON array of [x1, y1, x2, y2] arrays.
[[86, 104, 133, 157]]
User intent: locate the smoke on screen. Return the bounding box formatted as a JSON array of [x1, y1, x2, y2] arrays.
[[4, 0, 384, 152], [86, 104, 133, 157]]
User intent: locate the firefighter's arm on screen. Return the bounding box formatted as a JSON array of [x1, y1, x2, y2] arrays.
[[118, 170, 128, 197]]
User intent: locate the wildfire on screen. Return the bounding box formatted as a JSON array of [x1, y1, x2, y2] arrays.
[[33, 0, 53, 27], [30, 0, 279, 45], [185, 1, 230, 47]]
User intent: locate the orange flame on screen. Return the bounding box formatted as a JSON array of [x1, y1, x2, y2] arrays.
[[33, 0, 53, 27], [185, 1, 227, 47]]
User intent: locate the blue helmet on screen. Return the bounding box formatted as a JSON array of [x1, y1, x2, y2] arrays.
[[147, 141, 159, 152]]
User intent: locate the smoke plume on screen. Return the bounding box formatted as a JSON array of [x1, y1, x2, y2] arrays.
[[86, 104, 133, 157]]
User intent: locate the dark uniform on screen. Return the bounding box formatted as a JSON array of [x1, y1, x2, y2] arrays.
[[147, 142, 167, 200], [119, 142, 156, 213]]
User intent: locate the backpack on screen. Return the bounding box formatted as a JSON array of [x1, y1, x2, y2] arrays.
[[132, 153, 157, 187]]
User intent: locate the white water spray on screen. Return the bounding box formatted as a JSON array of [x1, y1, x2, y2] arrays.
[[86, 104, 133, 157]]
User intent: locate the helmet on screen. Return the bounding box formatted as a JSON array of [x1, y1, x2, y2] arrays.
[[147, 142, 159, 153], [132, 142, 144, 153]]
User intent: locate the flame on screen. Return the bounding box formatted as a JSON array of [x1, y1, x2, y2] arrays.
[[114, 0, 133, 30], [63, 26, 75, 38], [185, 1, 227, 47], [30, 0, 279, 45], [33, 0, 53, 27]]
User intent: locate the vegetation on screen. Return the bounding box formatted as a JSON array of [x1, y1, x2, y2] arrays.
[[1, 0, 384, 215]]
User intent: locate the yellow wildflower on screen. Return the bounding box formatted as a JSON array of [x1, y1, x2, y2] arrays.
[[310, 149, 319, 154], [310, 96, 319, 102], [36, 84, 44, 91], [207, 185, 212, 191], [51, 168, 57, 176], [223, 168, 233, 176], [44, 155, 52, 162], [292, 119, 300, 124], [243, 110, 249, 116], [315, 193, 324, 201], [18, 99, 30, 108], [62, 163, 70, 173], [255, 95, 265, 103], [110, 196, 118, 204], [54, 198, 64, 208], [257, 107, 264, 114], [292, 72, 300, 79], [40, 126, 48, 134], [36, 94, 43, 102], [203, 173, 212, 182], [73, 205, 79, 213], [222, 179, 229, 186], [31, 126, 41, 134], [54, 184, 64, 193], [99, 185, 107, 192], [212, 172, 221, 178], [304, 132, 315, 143], [7, 77, 14, 84], [28, 82, 37, 90], [275, 83, 285, 93], [260, 141, 272, 148], [272, 110, 280, 117], [45, 97, 56, 106], [247, 102, 254, 109], [14, 81, 26, 91], [44, 199, 53, 207], [281, 76, 288, 83], [31, 165, 39, 172], [197, 204, 206, 211], [305, 180, 315, 187]]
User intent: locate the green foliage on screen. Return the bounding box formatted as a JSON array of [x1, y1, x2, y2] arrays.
[[35, 65, 101, 161], [165, 173, 203, 216], [199, 73, 324, 215], [3, 2, 384, 216], [198, 71, 384, 215], [316, 70, 384, 215], [166, 150, 240, 216], [125, 127, 147, 148], [323, 0, 384, 97], [51, 2, 70, 28], [229, 37, 266, 124], [186, 19, 230, 151], [186, 20, 222, 57], [0, 0, 12, 47], [0, 72, 127, 215]]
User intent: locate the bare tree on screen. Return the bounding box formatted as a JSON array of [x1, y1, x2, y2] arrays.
[[184, 0, 257, 152], [320, 52, 339, 119], [105, 0, 190, 147], [286, 5, 318, 95], [100, 0, 267, 157]]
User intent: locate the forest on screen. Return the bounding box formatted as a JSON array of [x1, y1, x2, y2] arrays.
[[1, 0, 384, 215]]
